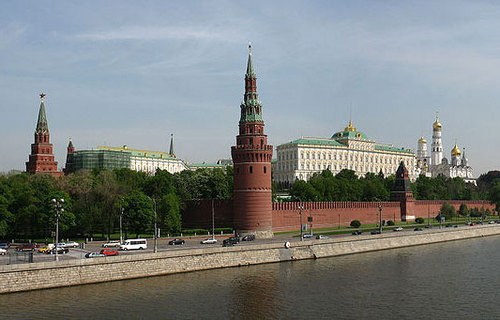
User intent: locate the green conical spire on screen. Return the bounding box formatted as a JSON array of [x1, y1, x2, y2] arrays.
[[246, 42, 255, 76], [35, 93, 49, 134], [68, 138, 73, 149], [169, 133, 175, 156]]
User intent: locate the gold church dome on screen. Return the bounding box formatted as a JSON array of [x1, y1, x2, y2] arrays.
[[451, 144, 461, 156], [418, 137, 427, 144], [433, 120, 442, 130], [344, 120, 357, 132]]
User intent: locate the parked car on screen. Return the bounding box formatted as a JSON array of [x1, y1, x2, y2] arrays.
[[62, 241, 79, 248], [351, 230, 363, 235], [100, 249, 119, 256], [16, 243, 37, 252], [168, 238, 185, 245], [488, 220, 495, 224], [201, 238, 217, 244], [0, 248, 6, 255], [302, 233, 314, 239], [222, 242, 234, 247], [393, 227, 403, 232], [85, 252, 106, 258], [0, 243, 9, 250], [50, 247, 69, 254], [103, 241, 121, 248], [370, 230, 381, 235], [414, 228, 423, 231], [242, 235, 255, 241], [316, 235, 329, 239]]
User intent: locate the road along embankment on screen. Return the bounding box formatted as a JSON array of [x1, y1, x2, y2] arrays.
[[1, 225, 500, 294]]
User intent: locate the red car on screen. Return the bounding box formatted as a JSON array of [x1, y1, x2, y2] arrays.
[[16, 243, 38, 252], [100, 249, 119, 256]]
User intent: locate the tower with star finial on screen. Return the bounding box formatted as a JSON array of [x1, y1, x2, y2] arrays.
[[26, 93, 61, 176]]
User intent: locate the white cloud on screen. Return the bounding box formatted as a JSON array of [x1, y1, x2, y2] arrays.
[[76, 26, 228, 41]]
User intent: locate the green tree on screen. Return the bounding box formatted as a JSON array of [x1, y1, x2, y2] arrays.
[[458, 203, 469, 216], [123, 191, 154, 237], [158, 192, 181, 234]]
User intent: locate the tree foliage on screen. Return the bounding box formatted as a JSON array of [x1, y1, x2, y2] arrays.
[[0, 167, 233, 239]]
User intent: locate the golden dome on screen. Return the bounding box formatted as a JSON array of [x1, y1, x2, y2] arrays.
[[451, 144, 461, 156], [344, 120, 357, 132], [433, 120, 442, 130], [418, 137, 427, 143]]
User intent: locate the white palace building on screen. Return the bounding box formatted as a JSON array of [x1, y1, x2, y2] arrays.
[[273, 121, 417, 185]]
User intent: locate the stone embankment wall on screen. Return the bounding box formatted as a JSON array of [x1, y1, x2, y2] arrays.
[[1, 225, 499, 294]]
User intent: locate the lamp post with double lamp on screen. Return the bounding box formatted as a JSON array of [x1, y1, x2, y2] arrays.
[[298, 205, 304, 241], [51, 198, 65, 262]]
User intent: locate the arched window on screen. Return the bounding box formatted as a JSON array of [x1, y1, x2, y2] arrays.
[[264, 166, 267, 173], [249, 166, 253, 174]]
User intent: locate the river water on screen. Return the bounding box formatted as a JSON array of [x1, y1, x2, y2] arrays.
[[1, 236, 499, 320]]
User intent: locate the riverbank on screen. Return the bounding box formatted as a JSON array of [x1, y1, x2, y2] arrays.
[[1, 225, 499, 294]]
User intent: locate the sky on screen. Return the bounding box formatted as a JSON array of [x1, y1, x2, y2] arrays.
[[1, 0, 499, 175]]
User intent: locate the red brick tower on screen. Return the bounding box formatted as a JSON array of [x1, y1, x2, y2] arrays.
[[26, 93, 60, 177], [231, 44, 274, 238], [391, 161, 415, 221], [63, 138, 75, 174]]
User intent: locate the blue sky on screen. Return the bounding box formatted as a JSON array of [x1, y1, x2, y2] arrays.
[[1, 1, 499, 175]]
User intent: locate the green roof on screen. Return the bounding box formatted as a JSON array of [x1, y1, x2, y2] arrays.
[[281, 138, 345, 147], [98, 146, 177, 160], [331, 130, 369, 140], [375, 145, 413, 154], [189, 163, 227, 168], [36, 100, 49, 134]]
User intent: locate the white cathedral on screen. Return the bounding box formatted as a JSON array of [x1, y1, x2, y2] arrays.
[[416, 116, 475, 184]]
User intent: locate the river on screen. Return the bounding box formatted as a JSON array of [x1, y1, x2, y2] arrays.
[[1, 236, 499, 319]]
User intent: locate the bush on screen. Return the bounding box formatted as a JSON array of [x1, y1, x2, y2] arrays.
[[350, 220, 361, 228], [181, 228, 207, 234], [386, 220, 395, 226], [415, 217, 424, 224]]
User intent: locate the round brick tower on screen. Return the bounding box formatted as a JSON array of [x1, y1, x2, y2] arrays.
[[231, 44, 274, 239]]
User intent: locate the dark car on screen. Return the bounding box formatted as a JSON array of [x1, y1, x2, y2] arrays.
[[222, 242, 234, 247], [168, 238, 185, 245], [414, 228, 423, 231], [223, 237, 240, 245], [242, 235, 255, 241], [352, 230, 363, 235], [370, 230, 381, 235], [0, 243, 9, 250], [16, 243, 38, 252]]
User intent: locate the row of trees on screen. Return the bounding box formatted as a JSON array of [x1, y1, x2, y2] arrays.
[[285, 169, 500, 206], [0, 167, 233, 240]]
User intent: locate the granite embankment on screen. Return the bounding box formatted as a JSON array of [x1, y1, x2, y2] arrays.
[[1, 225, 500, 294]]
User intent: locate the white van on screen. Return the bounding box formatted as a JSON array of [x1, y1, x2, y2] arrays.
[[120, 239, 147, 250]]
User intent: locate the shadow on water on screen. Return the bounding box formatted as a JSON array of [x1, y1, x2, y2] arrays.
[[1, 236, 500, 319]]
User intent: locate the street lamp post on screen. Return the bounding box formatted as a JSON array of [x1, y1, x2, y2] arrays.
[[298, 205, 304, 241], [120, 207, 124, 245], [51, 198, 65, 262], [378, 204, 383, 234], [153, 198, 158, 253]]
